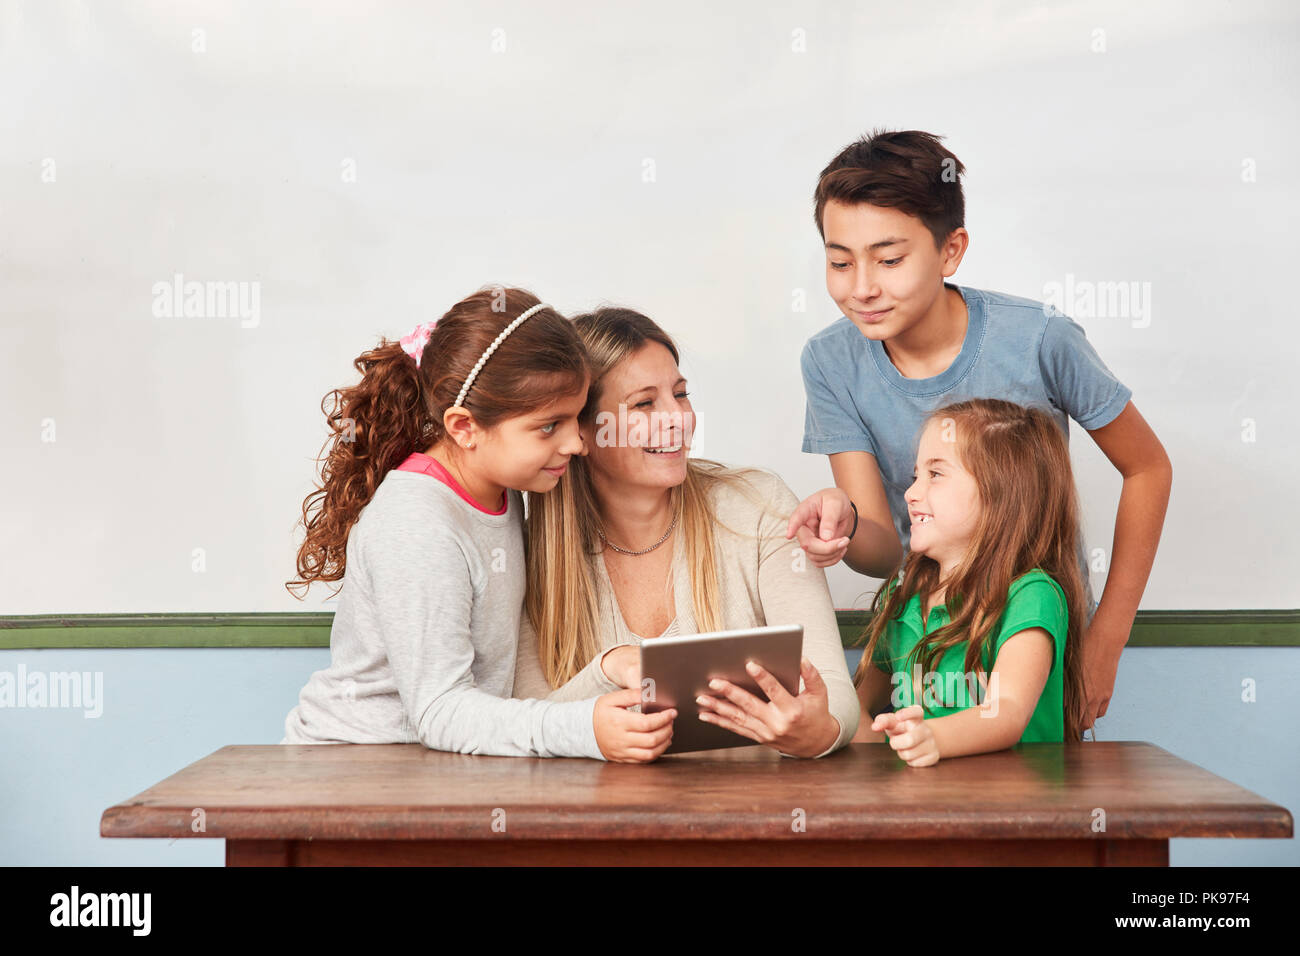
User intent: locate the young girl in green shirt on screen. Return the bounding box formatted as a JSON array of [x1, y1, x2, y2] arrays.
[[851, 398, 1088, 764]]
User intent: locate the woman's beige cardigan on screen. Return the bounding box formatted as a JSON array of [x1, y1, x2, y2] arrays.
[[512, 467, 860, 757]]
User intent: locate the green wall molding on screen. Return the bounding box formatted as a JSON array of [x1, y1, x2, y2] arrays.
[[1, 610, 1297, 650], [834, 609, 1300, 649]]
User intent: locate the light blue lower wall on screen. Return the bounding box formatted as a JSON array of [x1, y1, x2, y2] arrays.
[[1, 647, 1295, 866]]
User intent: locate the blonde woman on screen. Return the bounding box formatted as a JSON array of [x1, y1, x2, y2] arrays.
[[512, 307, 860, 757]]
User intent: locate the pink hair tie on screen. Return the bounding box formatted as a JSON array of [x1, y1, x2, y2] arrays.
[[399, 320, 438, 368]]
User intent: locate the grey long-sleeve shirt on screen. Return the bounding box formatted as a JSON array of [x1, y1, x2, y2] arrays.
[[281, 468, 603, 759]]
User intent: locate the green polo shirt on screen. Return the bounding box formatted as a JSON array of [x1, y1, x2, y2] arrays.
[[870, 569, 1068, 743]]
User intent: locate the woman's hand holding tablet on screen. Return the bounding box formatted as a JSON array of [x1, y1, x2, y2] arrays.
[[639, 624, 811, 754], [698, 657, 840, 758]]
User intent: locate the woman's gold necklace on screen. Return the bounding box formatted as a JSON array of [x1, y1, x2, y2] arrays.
[[597, 510, 678, 556]]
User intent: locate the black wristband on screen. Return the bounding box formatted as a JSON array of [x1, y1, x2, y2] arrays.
[[848, 500, 859, 539]]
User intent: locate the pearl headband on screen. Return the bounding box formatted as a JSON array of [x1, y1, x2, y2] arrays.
[[399, 302, 551, 409]]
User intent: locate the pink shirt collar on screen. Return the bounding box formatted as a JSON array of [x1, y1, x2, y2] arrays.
[[395, 452, 507, 515]]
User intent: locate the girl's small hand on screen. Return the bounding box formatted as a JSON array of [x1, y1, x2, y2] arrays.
[[871, 705, 939, 767], [696, 658, 839, 758], [785, 487, 854, 568], [593, 688, 675, 763]]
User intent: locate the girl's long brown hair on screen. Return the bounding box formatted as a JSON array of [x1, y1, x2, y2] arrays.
[[525, 307, 782, 687], [286, 286, 590, 598], [851, 398, 1088, 743]]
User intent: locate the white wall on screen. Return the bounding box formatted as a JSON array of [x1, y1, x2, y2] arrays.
[[3, 0, 1296, 613]]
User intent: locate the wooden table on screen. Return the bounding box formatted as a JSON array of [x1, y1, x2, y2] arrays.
[[100, 742, 1292, 866]]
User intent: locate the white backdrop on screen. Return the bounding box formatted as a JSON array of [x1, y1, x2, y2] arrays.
[[3, 0, 1296, 613]]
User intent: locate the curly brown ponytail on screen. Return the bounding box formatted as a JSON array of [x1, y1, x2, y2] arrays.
[[286, 286, 589, 598]]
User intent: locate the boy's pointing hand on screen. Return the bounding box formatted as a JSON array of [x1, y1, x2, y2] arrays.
[[786, 487, 855, 567]]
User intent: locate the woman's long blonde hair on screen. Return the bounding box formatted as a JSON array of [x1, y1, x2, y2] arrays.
[[525, 307, 779, 687], [851, 398, 1089, 743]]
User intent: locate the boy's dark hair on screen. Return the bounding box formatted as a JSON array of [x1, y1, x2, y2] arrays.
[[813, 129, 966, 249]]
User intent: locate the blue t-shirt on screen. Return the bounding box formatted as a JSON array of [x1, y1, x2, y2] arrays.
[[800, 282, 1129, 615]]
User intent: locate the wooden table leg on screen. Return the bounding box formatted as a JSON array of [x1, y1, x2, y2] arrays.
[[227, 840, 292, 866], [1097, 839, 1169, 866]]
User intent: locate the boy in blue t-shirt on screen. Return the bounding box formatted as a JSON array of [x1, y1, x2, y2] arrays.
[[786, 129, 1172, 735]]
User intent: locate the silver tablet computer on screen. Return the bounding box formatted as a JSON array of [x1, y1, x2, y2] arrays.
[[639, 624, 804, 755]]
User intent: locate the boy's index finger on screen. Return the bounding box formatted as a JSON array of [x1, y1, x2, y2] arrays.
[[786, 497, 817, 539], [819, 494, 843, 540]]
